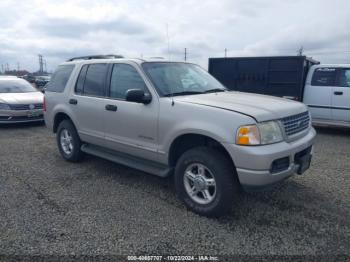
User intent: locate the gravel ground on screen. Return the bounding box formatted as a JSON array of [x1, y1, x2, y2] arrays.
[[0, 123, 349, 258]]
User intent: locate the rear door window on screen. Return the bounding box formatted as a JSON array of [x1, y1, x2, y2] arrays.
[[82, 64, 108, 97], [311, 68, 337, 86], [46, 65, 75, 92], [337, 69, 350, 87]]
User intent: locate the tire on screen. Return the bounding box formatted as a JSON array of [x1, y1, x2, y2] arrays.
[[174, 147, 239, 217], [56, 120, 83, 162]]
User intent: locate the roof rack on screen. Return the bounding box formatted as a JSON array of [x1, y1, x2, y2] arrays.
[[67, 54, 124, 62]]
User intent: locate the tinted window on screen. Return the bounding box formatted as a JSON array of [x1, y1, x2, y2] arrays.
[[46, 65, 74, 92], [0, 79, 37, 93], [109, 64, 146, 99], [311, 68, 336, 86], [75, 65, 88, 94], [338, 69, 350, 87], [83, 64, 107, 96]]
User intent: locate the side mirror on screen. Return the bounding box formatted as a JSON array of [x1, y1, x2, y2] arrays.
[[125, 89, 151, 104]]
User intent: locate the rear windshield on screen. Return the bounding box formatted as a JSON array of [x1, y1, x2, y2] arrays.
[[0, 79, 37, 93]]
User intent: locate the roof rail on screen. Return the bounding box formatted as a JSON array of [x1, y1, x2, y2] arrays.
[[67, 54, 124, 62]]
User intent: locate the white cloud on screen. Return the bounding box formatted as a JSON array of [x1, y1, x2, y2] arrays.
[[0, 0, 349, 72]]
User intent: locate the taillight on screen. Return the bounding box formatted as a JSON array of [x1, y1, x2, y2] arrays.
[[43, 96, 46, 112]]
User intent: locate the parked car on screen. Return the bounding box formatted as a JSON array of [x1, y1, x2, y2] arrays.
[[35, 75, 51, 90], [44, 55, 316, 217], [22, 74, 36, 83], [209, 56, 350, 128], [0, 77, 44, 123]]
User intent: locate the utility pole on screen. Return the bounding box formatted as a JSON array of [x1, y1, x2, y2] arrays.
[[225, 48, 227, 58], [297, 46, 303, 56], [38, 54, 44, 73], [1, 64, 3, 74], [43, 60, 47, 73], [184, 48, 187, 61]]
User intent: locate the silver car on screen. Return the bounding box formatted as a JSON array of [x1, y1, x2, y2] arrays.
[[0, 77, 44, 123], [44, 56, 316, 217]]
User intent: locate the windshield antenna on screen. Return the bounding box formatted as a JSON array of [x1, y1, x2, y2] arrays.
[[166, 23, 175, 106], [166, 23, 170, 60]]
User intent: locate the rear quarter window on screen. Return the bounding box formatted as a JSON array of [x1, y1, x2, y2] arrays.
[[311, 68, 336, 86], [46, 65, 75, 92]]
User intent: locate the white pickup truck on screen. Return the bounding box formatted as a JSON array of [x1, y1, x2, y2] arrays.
[[304, 64, 350, 127], [209, 56, 350, 128]]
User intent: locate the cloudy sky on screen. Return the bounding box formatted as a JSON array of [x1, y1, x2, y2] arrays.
[[0, 0, 349, 72]]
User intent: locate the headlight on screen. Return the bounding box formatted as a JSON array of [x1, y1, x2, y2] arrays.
[[0, 103, 10, 110], [258, 121, 283, 144], [236, 121, 283, 146]]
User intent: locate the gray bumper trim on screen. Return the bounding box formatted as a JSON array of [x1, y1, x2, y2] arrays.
[[237, 163, 300, 189]]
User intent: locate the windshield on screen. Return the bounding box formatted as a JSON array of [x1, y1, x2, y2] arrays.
[[0, 79, 37, 93], [142, 62, 226, 96]]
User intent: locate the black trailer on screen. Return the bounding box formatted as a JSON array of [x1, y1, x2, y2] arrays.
[[208, 56, 319, 101]]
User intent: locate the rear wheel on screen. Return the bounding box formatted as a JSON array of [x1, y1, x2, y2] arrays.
[[174, 147, 239, 217], [57, 120, 83, 162]]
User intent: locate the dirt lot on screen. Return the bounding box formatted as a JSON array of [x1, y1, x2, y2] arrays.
[[0, 123, 349, 257]]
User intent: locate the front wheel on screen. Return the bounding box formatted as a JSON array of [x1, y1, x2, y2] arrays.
[[56, 120, 83, 162], [174, 147, 239, 217]]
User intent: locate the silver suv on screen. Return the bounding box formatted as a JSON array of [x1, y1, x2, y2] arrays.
[[44, 55, 316, 217]]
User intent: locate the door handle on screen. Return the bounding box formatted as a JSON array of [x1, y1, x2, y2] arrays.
[[69, 99, 78, 105], [334, 91, 343, 95], [105, 104, 118, 111]]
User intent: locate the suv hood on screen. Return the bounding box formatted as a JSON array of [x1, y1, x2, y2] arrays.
[[176, 91, 307, 122], [0, 92, 43, 105]]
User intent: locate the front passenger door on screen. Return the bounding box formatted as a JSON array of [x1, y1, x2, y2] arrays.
[[103, 63, 159, 162]]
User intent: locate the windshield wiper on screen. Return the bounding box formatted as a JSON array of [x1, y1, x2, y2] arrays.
[[164, 91, 204, 97], [204, 88, 226, 93]]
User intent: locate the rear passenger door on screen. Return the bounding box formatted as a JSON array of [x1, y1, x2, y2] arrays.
[[70, 63, 108, 146], [304, 67, 336, 121], [103, 63, 159, 162], [332, 68, 350, 122]]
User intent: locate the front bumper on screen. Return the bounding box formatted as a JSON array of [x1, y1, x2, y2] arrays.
[[0, 109, 44, 124], [223, 127, 316, 189]]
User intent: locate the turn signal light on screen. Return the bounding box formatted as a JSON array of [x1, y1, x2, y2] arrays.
[[236, 125, 260, 145]]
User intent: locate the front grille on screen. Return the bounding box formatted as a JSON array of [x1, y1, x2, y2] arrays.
[[281, 111, 310, 136], [9, 104, 43, 110]]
